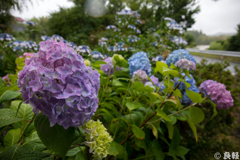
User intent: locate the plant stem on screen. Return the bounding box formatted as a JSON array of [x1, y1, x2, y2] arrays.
[[148, 96, 208, 124], [18, 114, 36, 143], [106, 76, 186, 160]]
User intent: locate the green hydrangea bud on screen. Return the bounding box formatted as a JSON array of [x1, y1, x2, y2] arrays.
[[112, 54, 124, 66], [83, 120, 113, 160], [84, 59, 91, 66]]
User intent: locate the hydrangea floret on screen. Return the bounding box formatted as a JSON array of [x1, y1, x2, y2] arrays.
[[101, 57, 122, 75], [199, 80, 234, 109], [83, 120, 113, 160], [175, 59, 196, 70], [17, 39, 100, 129], [128, 51, 151, 76], [132, 70, 148, 83]]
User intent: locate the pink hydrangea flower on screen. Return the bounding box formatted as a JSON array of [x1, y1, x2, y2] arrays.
[[175, 59, 196, 70]]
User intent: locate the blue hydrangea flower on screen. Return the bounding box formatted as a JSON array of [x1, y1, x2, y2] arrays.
[[76, 45, 91, 55], [91, 51, 104, 59], [166, 49, 196, 66], [41, 35, 51, 41], [51, 34, 64, 41], [128, 51, 151, 76], [0, 33, 15, 41]]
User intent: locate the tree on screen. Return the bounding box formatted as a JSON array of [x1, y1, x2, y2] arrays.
[[226, 24, 240, 51], [0, 0, 32, 32], [123, 0, 200, 31], [184, 32, 196, 47], [47, 0, 124, 44]]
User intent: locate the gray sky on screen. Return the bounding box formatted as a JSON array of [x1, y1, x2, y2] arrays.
[[12, 0, 240, 35]]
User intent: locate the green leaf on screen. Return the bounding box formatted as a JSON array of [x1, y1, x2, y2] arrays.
[[0, 144, 26, 160], [162, 68, 179, 77], [132, 125, 145, 140], [174, 146, 189, 157], [133, 81, 146, 92], [170, 127, 181, 150], [154, 61, 169, 74], [157, 108, 172, 122], [4, 129, 21, 148], [92, 61, 107, 68], [112, 79, 125, 87], [10, 101, 33, 121], [189, 107, 205, 124], [66, 147, 82, 156], [152, 125, 158, 139], [165, 121, 174, 139], [13, 151, 52, 160], [151, 139, 165, 160], [164, 99, 177, 105], [0, 85, 19, 96], [10, 101, 34, 132], [108, 142, 124, 156], [0, 109, 22, 128], [151, 92, 164, 101], [125, 101, 143, 111], [34, 114, 75, 157], [186, 89, 203, 103], [184, 82, 191, 88], [0, 90, 21, 103], [205, 100, 218, 119], [75, 151, 87, 160], [22, 131, 46, 152], [186, 115, 198, 142], [173, 89, 182, 98]]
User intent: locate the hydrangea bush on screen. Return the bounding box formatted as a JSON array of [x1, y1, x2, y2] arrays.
[[0, 9, 236, 160]]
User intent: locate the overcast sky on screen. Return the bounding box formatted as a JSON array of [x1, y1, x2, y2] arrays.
[[12, 0, 240, 35]]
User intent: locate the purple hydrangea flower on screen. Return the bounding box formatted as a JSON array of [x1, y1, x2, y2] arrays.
[[100, 57, 122, 75], [132, 70, 148, 83], [17, 39, 100, 129], [175, 59, 196, 70], [150, 75, 159, 87], [199, 80, 234, 109]]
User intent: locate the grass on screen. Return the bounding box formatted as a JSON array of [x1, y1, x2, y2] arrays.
[[190, 52, 240, 63]]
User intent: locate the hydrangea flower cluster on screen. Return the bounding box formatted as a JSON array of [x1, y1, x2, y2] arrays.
[[91, 51, 105, 59], [199, 80, 234, 109], [17, 39, 100, 129], [101, 57, 122, 75], [174, 73, 199, 105], [0, 33, 15, 41], [132, 70, 148, 83], [83, 120, 113, 160], [175, 59, 196, 70], [106, 25, 116, 29], [51, 34, 64, 41], [128, 52, 151, 76], [76, 45, 91, 55], [166, 49, 196, 67]]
